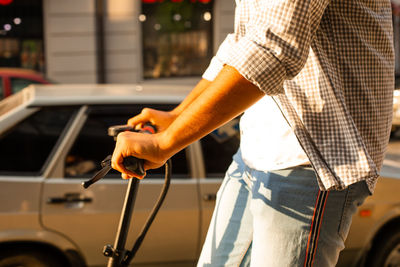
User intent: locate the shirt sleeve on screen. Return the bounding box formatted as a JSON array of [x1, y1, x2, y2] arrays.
[[202, 34, 235, 82], [224, 0, 330, 95]]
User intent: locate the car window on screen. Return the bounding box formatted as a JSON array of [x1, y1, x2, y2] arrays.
[[65, 104, 190, 179], [201, 118, 240, 178], [0, 107, 77, 176], [10, 77, 41, 94]]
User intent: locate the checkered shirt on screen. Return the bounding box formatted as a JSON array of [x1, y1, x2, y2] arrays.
[[203, 0, 395, 192]]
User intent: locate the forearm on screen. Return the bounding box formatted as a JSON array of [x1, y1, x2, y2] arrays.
[[160, 65, 264, 157], [171, 78, 211, 116], [111, 65, 264, 178]]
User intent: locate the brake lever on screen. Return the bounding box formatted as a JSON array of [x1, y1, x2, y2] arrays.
[[82, 156, 112, 188]]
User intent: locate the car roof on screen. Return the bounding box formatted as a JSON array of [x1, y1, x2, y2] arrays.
[[0, 83, 194, 118], [0, 67, 45, 76], [20, 83, 194, 107]]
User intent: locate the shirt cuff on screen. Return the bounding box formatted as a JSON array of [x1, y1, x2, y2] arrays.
[[202, 56, 224, 81], [202, 34, 236, 82], [225, 37, 287, 95]]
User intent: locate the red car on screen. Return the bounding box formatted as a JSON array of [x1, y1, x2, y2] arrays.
[[0, 68, 51, 100]]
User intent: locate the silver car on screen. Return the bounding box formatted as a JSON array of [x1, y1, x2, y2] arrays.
[[0, 84, 399, 267]]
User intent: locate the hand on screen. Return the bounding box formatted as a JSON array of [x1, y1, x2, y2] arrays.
[[128, 108, 177, 132], [111, 131, 170, 179]]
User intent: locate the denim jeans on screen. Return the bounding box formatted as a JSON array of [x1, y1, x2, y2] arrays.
[[197, 150, 370, 267]]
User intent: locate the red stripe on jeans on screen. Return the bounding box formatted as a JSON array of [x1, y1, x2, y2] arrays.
[[304, 191, 329, 267], [304, 190, 321, 267], [310, 191, 329, 266]]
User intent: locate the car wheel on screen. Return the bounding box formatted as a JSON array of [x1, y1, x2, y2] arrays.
[[0, 249, 64, 267], [366, 228, 400, 267]]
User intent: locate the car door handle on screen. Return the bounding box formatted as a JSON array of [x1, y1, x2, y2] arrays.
[[47, 193, 92, 204], [203, 193, 217, 201]]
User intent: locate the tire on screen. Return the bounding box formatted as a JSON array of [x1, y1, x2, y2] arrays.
[[0, 249, 64, 267], [366, 228, 400, 267]]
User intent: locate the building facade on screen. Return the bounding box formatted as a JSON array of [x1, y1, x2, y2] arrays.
[[43, 0, 234, 84]]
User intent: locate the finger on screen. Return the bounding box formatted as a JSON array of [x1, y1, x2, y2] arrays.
[[134, 173, 146, 179], [122, 171, 145, 180], [143, 160, 163, 172], [121, 173, 134, 180], [128, 108, 155, 126], [111, 153, 126, 174], [111, 144, 134, 176], [127, 113, 146, 127], [112, 159, 141, 178]]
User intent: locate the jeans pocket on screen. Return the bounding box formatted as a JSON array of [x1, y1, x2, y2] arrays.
[[216, 158, 245, 199], [337, 182, 369, 241], [338, 187, 353, 241]]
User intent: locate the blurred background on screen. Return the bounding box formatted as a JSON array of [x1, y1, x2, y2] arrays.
[[0, 0, 231, 87], [1, 0, 400, 88], [1, 1, 400, 267]]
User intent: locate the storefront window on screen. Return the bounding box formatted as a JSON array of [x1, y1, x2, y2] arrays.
[[141, 0, 213, 79], [0, 0, 44, 73]]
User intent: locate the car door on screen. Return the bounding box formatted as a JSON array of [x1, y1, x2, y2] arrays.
[[40, 104, 200, 267], [0, 105, 78, 244]]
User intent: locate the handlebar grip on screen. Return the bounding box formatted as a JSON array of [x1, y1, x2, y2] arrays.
[[123, 156, 145, 177], [121, 123, 156, 176]]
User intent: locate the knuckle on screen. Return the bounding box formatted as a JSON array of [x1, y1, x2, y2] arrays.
[[118, 131, 129, 138], [111, 160, 119, 171], [116, 132, 128, 144], [142, 108, 154, 116], [142, 108, 150, 115]]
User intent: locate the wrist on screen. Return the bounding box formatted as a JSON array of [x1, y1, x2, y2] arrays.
[[170, 108, 181, 118], [155, 130, 178, 161]]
